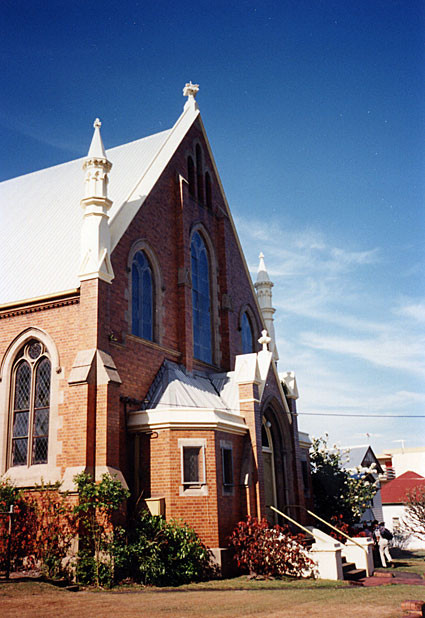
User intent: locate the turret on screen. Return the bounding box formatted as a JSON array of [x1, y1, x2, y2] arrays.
[[254, 253, 279, 363], [79, 118, 114, 284]]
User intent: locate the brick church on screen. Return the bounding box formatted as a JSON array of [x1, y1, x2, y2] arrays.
[[0, 84, 309, 567]]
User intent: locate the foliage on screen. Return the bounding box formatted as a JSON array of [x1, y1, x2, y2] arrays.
[[0, 479, 37, 572], [228, 516, 316, 578], [310, 435, 378, 528], [73, 472, 130, 587], [28, 482, 76, 578], [113, 511, 213, 586], [403, 485, 425, 540]]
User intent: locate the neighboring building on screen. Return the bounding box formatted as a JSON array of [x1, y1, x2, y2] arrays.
[[377, 447, 425, 481], [0, 84, 307, 567], [343, 445, 384, 523], [381, 471, 425, 550]]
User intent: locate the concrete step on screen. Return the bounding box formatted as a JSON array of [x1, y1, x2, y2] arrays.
[[344, 568, 367, 581], [342, 561, 356, 574]]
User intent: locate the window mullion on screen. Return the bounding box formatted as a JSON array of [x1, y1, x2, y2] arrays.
[[28, 362, 36, 466]]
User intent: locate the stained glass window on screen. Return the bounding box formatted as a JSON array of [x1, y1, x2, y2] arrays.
[[131, 251, 153, 341], [241, 312, 254, 354], [191, 232, 212, 363], [11, 342, 50, 467], [196, 145, 204, 203]]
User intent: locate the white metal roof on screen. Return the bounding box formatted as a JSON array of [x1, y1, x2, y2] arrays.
[[0, 99, 200, 306]]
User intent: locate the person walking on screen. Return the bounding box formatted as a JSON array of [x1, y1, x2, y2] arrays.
[[375, 521, 393, 568]]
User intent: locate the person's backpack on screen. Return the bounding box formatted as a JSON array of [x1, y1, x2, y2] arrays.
[[381, 527, 393, 541]]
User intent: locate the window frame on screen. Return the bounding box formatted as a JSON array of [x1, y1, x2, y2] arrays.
[[191, 231, 213, 364], [131, 250, 154, 341], [9, 340, 51, 468], [220, 442, 234, 494], [178, 438, 208, 496]]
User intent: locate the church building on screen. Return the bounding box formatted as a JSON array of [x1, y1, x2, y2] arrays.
[[0, 84, 307, 568]]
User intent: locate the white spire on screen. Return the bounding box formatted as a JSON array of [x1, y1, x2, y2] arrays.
[[87, 118, 107, 159], [254, 253, 279, 363], [79, 118, 114, 284]]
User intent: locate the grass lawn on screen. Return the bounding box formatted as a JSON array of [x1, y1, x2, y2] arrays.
[[0, 549, 424, 618]]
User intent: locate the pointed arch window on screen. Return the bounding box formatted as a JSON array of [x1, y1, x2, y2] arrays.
[[241, 311, 254, 354], [205, 172, 212, 209], [131, 251, 153, 340], [10, 340, 51, 467], [191, 231, 212, 363], [187, 156, 196, 197], [196, 144, 204, 203]]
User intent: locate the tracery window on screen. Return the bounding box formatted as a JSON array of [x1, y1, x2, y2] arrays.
[[241, 311, 254, 354], [131, 250, 153, 340], [10, 340, 51, 467], [191, 231, 212, 363]]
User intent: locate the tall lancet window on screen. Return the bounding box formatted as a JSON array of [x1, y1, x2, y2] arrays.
[[132, 251, 153, 340], [241, 311, 254, 354], [191, 232, 212, 363], [11, 340, 51, 466]]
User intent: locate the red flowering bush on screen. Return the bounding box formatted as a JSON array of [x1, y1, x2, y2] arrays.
[[328, 514, 351, 543], [228, 517, 316, 578]]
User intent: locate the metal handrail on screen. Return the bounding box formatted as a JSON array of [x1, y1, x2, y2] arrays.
[[269, 506, 324, 544], [270, 504, 368, 558]]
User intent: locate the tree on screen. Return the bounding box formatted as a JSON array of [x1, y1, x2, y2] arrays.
[[310, 435, 378, 528], [403, 486, 425, 541]]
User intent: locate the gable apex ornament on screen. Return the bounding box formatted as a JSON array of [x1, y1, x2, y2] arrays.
[[183, 81, 199, 111], [258, 330, 271, 352]]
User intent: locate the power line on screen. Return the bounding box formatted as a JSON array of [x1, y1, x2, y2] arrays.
[[298, 412, 425, 418]]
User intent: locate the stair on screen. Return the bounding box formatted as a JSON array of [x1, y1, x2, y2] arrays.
[[342, 557, 366, 581]]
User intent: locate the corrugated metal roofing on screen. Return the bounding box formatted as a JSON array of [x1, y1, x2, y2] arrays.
[[0, 128, 171, 305]]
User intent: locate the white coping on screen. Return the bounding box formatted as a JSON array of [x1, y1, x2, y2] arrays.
[[127, 407, 248, 435]]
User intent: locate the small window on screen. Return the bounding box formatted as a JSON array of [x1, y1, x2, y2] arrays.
[[196, 144, 204, 203], [187, 156, 196, 197], [181, 446, 205, 486], [241, 311, 254, 354], [221, 447, 233, 488], [131, 251, 153, 340], [392, 517, 400, 531], [261, 425, 270, 449], [205, 172, 212, 209], [301, 460, 310, 496]]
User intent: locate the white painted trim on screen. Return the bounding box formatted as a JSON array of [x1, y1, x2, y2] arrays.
[[128, 408, 247, 435]]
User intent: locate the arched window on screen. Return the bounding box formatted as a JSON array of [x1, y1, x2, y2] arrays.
[[191, 231, 212, 363], [131, 251, 153, 340], [196, 144, 204, 203], [241, 311, 254, 354], [187, 156, 196, 197], [205, 172, 212, 209], [10, 340, 51, 467]]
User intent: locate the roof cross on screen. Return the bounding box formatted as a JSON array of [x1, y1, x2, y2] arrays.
[[258, 329, 271, 352]]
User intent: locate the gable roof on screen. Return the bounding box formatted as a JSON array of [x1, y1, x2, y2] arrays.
[[381, 470, 425, 504], [0, 101, 200, 306], [342, 445, 383, 474]]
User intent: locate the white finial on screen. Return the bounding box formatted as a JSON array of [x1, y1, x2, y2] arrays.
[[93, 118, 101, 129], [258, 329, 271, 352], [183, 81, 199, 99]]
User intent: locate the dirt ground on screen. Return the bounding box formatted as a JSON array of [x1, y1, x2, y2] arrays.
[[1, 579, 424, 618]]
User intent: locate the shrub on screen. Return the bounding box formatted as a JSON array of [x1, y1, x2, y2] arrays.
[[73, 472, 130, 587], [228, 517, 316, 578], [113, 511, 213, 586]]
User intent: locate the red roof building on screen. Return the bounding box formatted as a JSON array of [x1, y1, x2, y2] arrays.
[[381, 471, 425, 504]]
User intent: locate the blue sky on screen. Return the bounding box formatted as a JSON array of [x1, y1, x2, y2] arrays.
[[1, 0, 424, 454]]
